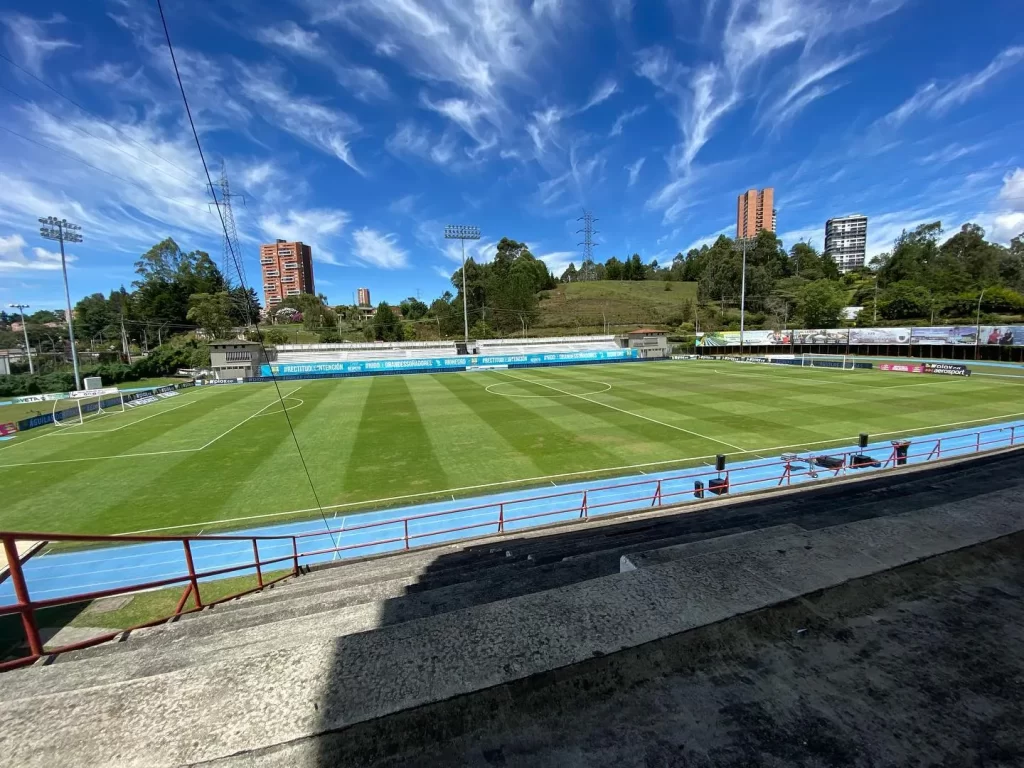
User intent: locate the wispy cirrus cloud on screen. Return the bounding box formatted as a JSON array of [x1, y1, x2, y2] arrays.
[[609, 106, 647, 137], [0, 12, 76, 77], [882, 46, 1024, 127], [352, 227, 409, 269], [626, 157, 645, 187]]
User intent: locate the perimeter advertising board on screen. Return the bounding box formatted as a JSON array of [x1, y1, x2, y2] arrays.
[[878, 363, 924, 373], [697, 330, 790, 347], [910, 326, 977, 345], [980, 326, 1024, 346], [848, 328, 912, 345], [789, 328, 849, 345]]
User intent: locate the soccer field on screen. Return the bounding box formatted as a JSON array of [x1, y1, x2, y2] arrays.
[[1, 361, 1022, 537]]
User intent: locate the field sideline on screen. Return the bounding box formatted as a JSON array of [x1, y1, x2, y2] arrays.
[[1, 360, 1022, 537]]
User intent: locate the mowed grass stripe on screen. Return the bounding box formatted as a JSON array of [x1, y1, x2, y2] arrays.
[[433, 372, 626, 476], [342, 376, 450, 500], [0, 389, 279, 533], [110, 385, 323, 532], [406, 375, 545, 485]]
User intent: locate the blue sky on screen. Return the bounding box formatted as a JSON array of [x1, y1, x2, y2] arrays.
[[0, 0, 1022, 309]]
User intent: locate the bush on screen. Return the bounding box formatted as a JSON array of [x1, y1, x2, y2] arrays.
[[317, 330, 342, 343]]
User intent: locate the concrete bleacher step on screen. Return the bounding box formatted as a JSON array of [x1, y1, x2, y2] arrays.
[[619, 523, 805, 572], [3, 490, 1021, 768]]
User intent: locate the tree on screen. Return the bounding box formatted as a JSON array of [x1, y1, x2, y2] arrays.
[[400, 297, 428, 320], [604, 256, 624, 280], [796, 280, 847, 328], [561, 263, 578, 282], [186, 292, 233, 339], [372, 302, 403, 342]]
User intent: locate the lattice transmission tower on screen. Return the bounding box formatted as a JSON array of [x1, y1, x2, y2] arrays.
[[212, 163, 247, 289], [576, 210, 599, 281]]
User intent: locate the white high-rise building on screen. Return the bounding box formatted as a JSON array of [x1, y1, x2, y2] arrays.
[[824, 214, 868, 273]]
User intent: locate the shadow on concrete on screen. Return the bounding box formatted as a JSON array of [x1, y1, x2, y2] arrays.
[[310, 447, 1024, 766]]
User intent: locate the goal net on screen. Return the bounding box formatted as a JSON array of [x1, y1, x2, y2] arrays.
[[53, 387, 125, 427], [800, 353, 855, 370]]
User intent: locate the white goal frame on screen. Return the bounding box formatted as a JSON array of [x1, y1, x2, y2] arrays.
[[53, 387, 125, 427], [800, 353, 854, 370]]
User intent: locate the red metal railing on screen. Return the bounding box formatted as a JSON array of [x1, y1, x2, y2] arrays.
[[0, 423, 1018, 671]]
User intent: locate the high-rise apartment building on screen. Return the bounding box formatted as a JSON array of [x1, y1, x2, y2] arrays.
[[356, 287, 371, 307], [736, 188, 776, 240], [824, 214, 868, 273], [260, 240, 315, 307]]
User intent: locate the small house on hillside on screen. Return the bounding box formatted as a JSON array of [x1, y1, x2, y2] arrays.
[[617, 328, 669, 358]]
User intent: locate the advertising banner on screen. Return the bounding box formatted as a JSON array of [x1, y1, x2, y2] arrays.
[[923, 363, 971, 377], [849, 328, 912, 345], [878, 363, 924, 373], [12, 392, 69, 404], [911, 326, 977, 345], [127, 396, 159, 408], [69, 387, 119, 400], [980, 326, 1024, 346], [0, 422, 16, 436], [697, 330, 790, 347], [261, 348, 640, 377], [790, 328, 849, 345]]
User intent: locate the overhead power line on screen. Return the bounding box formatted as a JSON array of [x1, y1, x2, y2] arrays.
[[155, 0, 334, 542], [0, 50, 205, 184], [0, 82, 204, 188], [0, 124, 213, 214]]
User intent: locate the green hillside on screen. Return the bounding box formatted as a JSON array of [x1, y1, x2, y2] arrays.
[[536, 280, 698, 332]]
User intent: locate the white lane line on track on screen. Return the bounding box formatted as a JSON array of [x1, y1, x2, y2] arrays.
[[113, 411, 1024, 535], [497, 370, 747, 452]]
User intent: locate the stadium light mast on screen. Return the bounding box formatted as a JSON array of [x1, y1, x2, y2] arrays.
[[7, 303, 34, 374], [739, 238, 748, 349], [39, 216, 83, 390], [444, 224, 481, 343]]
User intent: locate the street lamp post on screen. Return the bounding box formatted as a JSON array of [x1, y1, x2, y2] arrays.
[[38, 217, 83, 390], [7, 303, 33, 374], [975, 287, 988, 361], [444, 224, 481, 344], [873, 274, 879, 324]]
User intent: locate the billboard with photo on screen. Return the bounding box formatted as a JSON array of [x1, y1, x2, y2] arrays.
[[980, 326, 1024, 346], [789, 328, 849, 345], [911, 326, 977, 345], [697, 330, 790, 347], [848, 327, 912, 345]]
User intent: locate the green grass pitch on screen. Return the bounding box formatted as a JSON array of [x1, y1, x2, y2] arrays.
[[0, 361, 1021, 537]]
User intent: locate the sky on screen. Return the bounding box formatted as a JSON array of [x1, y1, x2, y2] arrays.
[[0, 0, 1022, 310]]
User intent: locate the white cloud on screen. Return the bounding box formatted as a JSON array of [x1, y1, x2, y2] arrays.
[[682, 225, 733, 253], [986, 168, 1024, 242], [389, 194, 420, 215], [0, 12, 76, 77], [352, 228, 409, 269], [639, 0, 907, 223], [582, 79, 619, 111], [0, 234, 72, 272], [432, 264, 453, 278], [915, 143, 985, 166], [239, 161, 277, 189], [883, 46, 1024, 126], [537, 250, 577, 277], [610, 0, 633, 20], [259, 209, 351, 265], [386, 122, 459, 167], [609, 106, 647, 137], [238, 65, 362, 174], [626, 157, 645, 187]]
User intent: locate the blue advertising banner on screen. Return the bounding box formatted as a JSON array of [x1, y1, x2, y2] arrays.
[[261, 348, 640, 377], [911, 326, 977, 345]]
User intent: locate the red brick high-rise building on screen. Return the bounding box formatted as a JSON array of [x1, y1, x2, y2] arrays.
[[736, 188, 776, 240], [356, 287, 371, 307], [260, 240, 314, 307]]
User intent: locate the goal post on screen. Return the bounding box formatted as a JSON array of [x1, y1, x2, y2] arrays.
[[53, 387, 124, 427], [800, 353, 853, 370]]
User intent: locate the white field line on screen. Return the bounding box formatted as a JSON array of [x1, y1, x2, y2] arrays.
[[47, 400, 197, 435], [0, 388, 304, 470], [198, 386, 303, 450], [0, 429, 55, 453], [497, 370, 747, 452], [115, 409, 1024, 536], [975, 372, 1024, 383]]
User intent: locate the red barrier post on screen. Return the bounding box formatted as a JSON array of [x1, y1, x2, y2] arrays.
[[652, 479, 662, 507], [251, 539, 263, 589], [173, 583, 193, 615], [498, 503, 504, 533], [291, 537, 300, 576], [1012, 426, 1017, 446], [403, 519, 410, 549], [976, 431, 981, 452], [580, 490, 588, 520], [2, 536, 43, 659], [181, 539, 203, 610]]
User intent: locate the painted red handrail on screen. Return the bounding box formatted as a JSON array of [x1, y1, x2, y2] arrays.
[[0, 423, 1018, 671]]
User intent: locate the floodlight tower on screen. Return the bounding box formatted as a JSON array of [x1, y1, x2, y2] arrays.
[[39, 216, 83, 390], [444, 224, 481, 342]]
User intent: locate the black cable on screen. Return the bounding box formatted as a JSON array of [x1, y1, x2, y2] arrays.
[[155, 0, 336, 546], [0, 51, 206, 185]]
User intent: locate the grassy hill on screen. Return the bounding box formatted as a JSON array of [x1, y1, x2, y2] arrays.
[[536, 280, 697, 332]]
